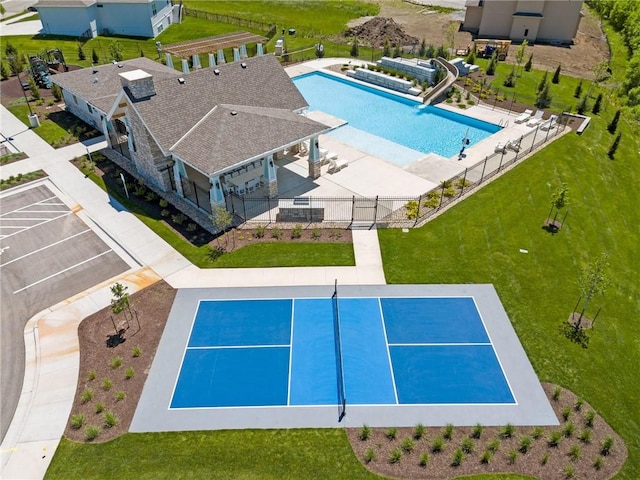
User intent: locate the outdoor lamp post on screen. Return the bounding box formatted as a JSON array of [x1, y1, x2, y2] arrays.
[[18, 72, 34, 117]]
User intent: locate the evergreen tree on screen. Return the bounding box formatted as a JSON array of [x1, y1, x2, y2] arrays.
[[537, 71, 548, 94], [436, 45, 447, 58], [524, 53, 533, 72], [92, 48, 99, 64], [383, 38, 391, 57], [5, 41, 17, 57], [140, 49, 145, 57], [536, 82, 552, 108], [51, 83, 63, 102], [576, 95, 589, 115], [486, 53, 497, 75], [419, 38, 426, 57], [592, 93, 603, 114], [552, 64, 561, 84], [350, 37, 359, 58], [425, 44, 435, 58], [0, 62, 8, 80], [393, 43, 401, 58], [607, 109, 621, 134], [465, 49, 476, 65], [77, 44, 86, 61], [28, 76, 40, 100], [503, 66, 516, 87], [608, 133, 621, 159], [574, 80, 583, 98]]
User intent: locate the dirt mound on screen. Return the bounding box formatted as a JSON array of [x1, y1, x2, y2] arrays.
[[344, 17, 419, 48]]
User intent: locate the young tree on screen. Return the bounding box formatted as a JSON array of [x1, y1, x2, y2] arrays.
[[524, 53, 533, 72], [608, 133, 621, 159], [350, 37, 359, 58], [393, 43, 401, 58], [109, 40, 123, 62], [383, 38, 391, 57], [514, 39, 528, 75], [436, 45, 447, 59], [419, 38, 427, 58], [535, 81, 552, 108], [573, 80, 583, 98], [576, 95, 589, 115], [28, 76, 41, 101], [0, 3, 6, 15], [607, 109, 621, 134], [5, 41, 17, 57], [547, 182, 569, 227], [537, 71, 548, 94], [77, 43, 86, 61], [591, 93, 603, 114], [446, 22, 458, 53], [109, 282, 131, 333], [91, 48, 99, 64], [576, 253, 610, 328], [465, 49, 476, 65], [503, 66, 516, 87], [211, 205, 233, 249], [486, 52, 498, 75], [0, 62, 8, 80], [51, 83, 63, 101], [552, 64, 561, 84]]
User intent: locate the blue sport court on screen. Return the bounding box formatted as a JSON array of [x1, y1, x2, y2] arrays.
[[170, 296, 514, 410], [132, 285, 557, 431]]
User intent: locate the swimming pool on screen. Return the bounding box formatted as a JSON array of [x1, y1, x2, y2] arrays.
[[293, 71, 501, 162]]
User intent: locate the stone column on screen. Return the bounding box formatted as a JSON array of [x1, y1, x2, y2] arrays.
[[172, 161, 184, 197], [308, 136, 321, 179], [210, 175, 225, 207]]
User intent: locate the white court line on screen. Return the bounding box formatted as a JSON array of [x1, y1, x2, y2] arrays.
[[0, 217, 68, 221], [1, 211, 72, 241], [0, 226, 27, 229], [1, 229, 91, 268], [388, 342, 492, 347], [13, 250, 112, 294], [378, 298, 399, 405], [187, 344, 290, 350]]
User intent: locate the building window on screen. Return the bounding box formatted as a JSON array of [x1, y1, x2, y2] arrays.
[[152, 4, 157, 15], [87, 104, 93, 113], [524, 28, 529, 37], [73, 95, 78, 104], [158, 24, 164, 33]]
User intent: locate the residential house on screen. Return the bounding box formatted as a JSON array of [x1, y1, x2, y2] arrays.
[[51, 54, 331, 219], [462, 0, 583, 44], [35, 0, 177, 38]]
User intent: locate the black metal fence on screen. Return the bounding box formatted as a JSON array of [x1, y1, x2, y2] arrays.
[[228, 119, 566, 228], [183, 8, 275, 34]]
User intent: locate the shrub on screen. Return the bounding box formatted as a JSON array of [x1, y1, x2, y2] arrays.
[[470, 423, 483, 439], [159, 198, 168, 208], [419, 451, 429, 467], [124, 367, 134, 379], [552, 64, 561, 84], [311, 228, 322, 240], [487, 438, 500, 453], [431, 437, 444, 453], [400, 437, 415, 453], [87, 369, 96, 381], [102, 378, 113, 391], [144, 191, 158, 202], [388, 448, 402, 464], [584, 410, 595, 428], [600, 436, 614, 455], [508, 449, 518, 464], [359, 424, 371, 441], [132, 345, 142, 357], [578, 429, 592, 444], [385, 427, 397, 440], [110, 356, 123, 369], [271, 227, 283, 240], [593, 456, 604, 470], [518, 435, 532, 454], [115, 390, 126, 401], [413, 423, 425, 440], [81, 388, 93, 404], [171, 213, 187, 225], [455, 178, 471, 189], [70, 413, 85, 429], [85, 425, 100, 441], [531, 427, 544, 439], [442, 423, 454, 440], [461, 436, 474, 454], [563, 464, 576, 478], [548, 430, 562, 447], [443, 186, 456, 198], [187, 223, 197, 232], [451, 448, 464, 466], [561, 406, 572, 421], [363, 447, 376, 463], [161, 209, 170, 218], [568, 444, 581, 461], [133, 184, 146, 197], [562, 421, 575, 437], [541, 452, 550, 465], [553, 385, 562, 401], [480, 450, 493, 464], [291, 224, 302, 239], [255, 225, 266, 238], [104, 411, 119, 428], [94, 402, 105, 414], [499, 423, 515, 438], [405, 200, 419, 219]]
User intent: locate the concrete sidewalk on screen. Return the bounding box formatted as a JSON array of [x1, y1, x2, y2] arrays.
[[0, 104, 386, 479]]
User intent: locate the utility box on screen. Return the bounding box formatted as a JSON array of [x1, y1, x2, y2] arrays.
[[275, 38, 284, 56]]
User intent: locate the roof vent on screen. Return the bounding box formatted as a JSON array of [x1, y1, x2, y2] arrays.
[[214, 69, 220, 75], [230, 110, 237, 116], [241, 62, 247, 69], [92, 68, 98, 74], [93, 77, 98, 84], [178, 77, 185, 84], [117, 64, 123, 68]]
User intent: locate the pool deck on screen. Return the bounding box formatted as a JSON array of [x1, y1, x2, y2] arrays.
[[131, 284, 558, 432]]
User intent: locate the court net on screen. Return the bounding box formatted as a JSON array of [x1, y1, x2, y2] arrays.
[[332, 279, 347, 422]]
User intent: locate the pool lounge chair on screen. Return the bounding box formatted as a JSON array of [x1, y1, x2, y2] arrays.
[[495, 142, 507, 154], [514, 109, 533, 124], [541, 114, 558, 131], [328, 157, 348, 173], [527, 110, 544, 127]]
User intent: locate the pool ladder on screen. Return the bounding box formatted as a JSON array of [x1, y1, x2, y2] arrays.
[[499, 118, 509, 128]]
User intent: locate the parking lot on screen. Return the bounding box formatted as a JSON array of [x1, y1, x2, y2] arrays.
[[0, 181, 131, 441]]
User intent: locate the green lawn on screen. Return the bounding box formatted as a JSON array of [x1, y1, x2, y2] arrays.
[[210, 242, 354, 267]]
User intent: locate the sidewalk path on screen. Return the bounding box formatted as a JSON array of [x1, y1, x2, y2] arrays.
[[0, 104, 386, 479]]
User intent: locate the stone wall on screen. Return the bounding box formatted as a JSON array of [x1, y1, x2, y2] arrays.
[[127, 108, 172, 191]]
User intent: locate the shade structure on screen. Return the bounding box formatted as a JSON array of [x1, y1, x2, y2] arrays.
[[181, 58, 189, 74], [208, 53, 216, 67], [165, 52, 174, 69], [217, 49, 226, 64]]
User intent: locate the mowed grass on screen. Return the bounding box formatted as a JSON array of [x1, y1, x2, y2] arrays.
[[379, 110, 640, 479], [45, 430, 382, 480], [210, 242, 354, 268]]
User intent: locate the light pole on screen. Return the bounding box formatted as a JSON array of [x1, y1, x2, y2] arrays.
[[18, 72, 34, 117]]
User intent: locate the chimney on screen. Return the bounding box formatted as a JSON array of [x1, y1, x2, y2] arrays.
[[119, 69, 156, 100]]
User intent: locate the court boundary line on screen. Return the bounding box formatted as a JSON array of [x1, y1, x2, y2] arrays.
[[388, 342, 492, 347], [286, 300, 295, 406], [471, 296, 518, 405], [187, 344, 290, 350], [378, 298, 399, 405]]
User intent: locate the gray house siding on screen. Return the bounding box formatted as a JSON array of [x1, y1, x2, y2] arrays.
[[61, 90, 103, 131], [96, 0, 172, 37], [39, 5, 97, 37]]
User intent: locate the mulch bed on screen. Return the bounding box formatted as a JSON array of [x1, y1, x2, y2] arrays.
[[64, 280, 176, 443], [348, 383, 627, 480]]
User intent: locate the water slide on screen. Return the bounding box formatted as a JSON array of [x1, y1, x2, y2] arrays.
[[422, 57, 459, 105]]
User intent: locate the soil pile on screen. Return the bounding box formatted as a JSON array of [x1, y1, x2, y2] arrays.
[[344, 17, 419, 48]]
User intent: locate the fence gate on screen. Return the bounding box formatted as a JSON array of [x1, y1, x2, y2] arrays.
[[351, 197, 378, 228]]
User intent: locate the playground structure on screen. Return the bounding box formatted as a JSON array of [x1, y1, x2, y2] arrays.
[[26, 49, 67, 89], [474, 39, 511, 61]]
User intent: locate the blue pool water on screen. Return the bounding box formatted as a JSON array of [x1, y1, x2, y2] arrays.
[[293, 71, 501, 161]]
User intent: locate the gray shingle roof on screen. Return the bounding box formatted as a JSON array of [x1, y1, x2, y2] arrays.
[[131, 55, 313, 153], [171, 104, 329, 175], [51, 58, 179, 113]]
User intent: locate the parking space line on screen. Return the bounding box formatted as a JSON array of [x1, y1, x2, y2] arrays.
[[0, 212, 73, 240], [1, 229, 92, 267], [13, 250, 114, 294], [0, 195, 59, 216], [1, 217, 68, 221]]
